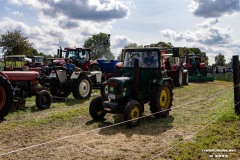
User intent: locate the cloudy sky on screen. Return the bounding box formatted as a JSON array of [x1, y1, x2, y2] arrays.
[[0, 0, 240, 64]]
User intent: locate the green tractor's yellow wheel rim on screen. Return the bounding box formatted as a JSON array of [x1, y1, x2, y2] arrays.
[[130, 106, 140, 122], [159, 87, 171, 110], [0, 86, 6, 110]]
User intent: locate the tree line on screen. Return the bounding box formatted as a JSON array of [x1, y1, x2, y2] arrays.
[[0, 30, 226, 66]]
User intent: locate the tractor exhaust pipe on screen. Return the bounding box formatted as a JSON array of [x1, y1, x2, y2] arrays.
[[57, 47, 62, 58], [133, 59, 139, 99]]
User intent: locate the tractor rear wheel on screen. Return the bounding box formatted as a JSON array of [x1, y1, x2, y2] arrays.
[[36, 90, 52, 110], [100, 82, 108, 100], [72, 75, 92, 99], [150, 83, 173, 118], [0, 75, 13, 120], [183, 71, 189, 85], [172, 71, 183, 87], [124, 100, 142, 127], [89, 95, 107, 120], [90, 64, 101, 71], [49, 78, 70, 97]]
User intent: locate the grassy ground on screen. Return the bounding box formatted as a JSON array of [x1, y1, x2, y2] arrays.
[[0, 81, 239, 159]]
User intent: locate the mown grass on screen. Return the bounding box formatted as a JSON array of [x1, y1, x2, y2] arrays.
[[1, 81, 239, 160], [156, 111, 240, 160]]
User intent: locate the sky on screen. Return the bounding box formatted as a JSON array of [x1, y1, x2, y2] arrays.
[[0, 0, 240, 65]]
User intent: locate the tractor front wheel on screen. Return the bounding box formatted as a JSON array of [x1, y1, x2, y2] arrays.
[[72, 75, 92, 99], [0, 75, 13, 120], [150, 83, 173, 118], [124, 100, 142, 127], [36, 90, 52, 110], [89, 95, 106, 120], [100, 82, 108, 100]]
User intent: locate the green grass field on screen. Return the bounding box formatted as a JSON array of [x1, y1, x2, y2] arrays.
[[0, 81, 239, 159]]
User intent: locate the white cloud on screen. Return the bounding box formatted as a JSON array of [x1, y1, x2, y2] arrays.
[[189, 0, 240, 18], [111, 35, 135, 56]]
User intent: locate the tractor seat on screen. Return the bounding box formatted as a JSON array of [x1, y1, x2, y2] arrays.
[[22, 66, 29, 71], [3, 71, 39, 81]]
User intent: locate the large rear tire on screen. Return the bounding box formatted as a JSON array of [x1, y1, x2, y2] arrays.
[[89, 95, 107, 120], [72, 75, 92, 99], [0, 75, 13, 120], [172, 71, 183, 87], [183, 71, 189, 85], [150, 82, 173, 118], [36, 90, 52, 110], [124, 100, 142, 127], [90, 64, 101, 71], [49, 78, 70, 97]]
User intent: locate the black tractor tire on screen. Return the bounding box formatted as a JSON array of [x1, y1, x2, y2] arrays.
[[124, 100, 142, 128], [172, 71, 183, 87], [90, 64, 101, 71], [0, 75, 14, 120], [72, 75, 92, 99], [112, 68, 123, 77], [183, 71, 189, 85], [36, 90, 52, 110], [149, 82, 173, 118], [100, 82, 108, 100], [89, 95, 107, 120], [49, 78, 70, 97]]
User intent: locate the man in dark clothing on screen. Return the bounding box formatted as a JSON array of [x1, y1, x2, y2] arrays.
[[143, 51, 154, 67]]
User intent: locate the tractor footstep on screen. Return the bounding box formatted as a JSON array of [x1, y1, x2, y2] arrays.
[[51, 96, 68, 102]]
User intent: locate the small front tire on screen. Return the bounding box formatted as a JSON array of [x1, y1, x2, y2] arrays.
[[124, 100, 142, 127], [89, 96, 107, 120], [36, 90, 52, 110]]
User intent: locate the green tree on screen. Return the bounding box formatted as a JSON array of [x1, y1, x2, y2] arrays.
[[84, 33, 114, 60], [0, 30, 33, 56], [214, 53, 226, 66], [124, 43, 139, 49]]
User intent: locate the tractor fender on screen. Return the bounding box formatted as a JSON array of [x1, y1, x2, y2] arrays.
[[0, 72, 9, 80], [152, 78, 174, 88], [70, 71, 81, 79], [88, 71, 103, 83]]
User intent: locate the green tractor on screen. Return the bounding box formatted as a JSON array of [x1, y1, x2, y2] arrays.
[[89, 47, 174, 127]]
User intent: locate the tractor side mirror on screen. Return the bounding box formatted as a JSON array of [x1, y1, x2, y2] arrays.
[[172, 47, 180, 57]]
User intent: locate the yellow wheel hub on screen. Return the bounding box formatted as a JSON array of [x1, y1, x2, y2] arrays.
[[130, 106, 140, 122], [159, 87, 171, 109]]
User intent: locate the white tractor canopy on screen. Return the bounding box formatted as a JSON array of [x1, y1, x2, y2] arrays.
[[6, 55, 32, 62]]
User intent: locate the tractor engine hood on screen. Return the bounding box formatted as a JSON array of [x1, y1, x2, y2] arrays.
[[107, 77, 132, 98], [2, 71, 39, 81]]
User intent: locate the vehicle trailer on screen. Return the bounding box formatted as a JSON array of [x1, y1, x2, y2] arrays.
[[0, 71, 52, 120], [183, 53, 214, 82], [89, 47, 174, 127]]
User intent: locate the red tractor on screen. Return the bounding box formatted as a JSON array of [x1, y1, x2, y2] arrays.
[[160, 48, 189, 87], [56, 47, 100, 71], [0, 70, 52, 120]]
